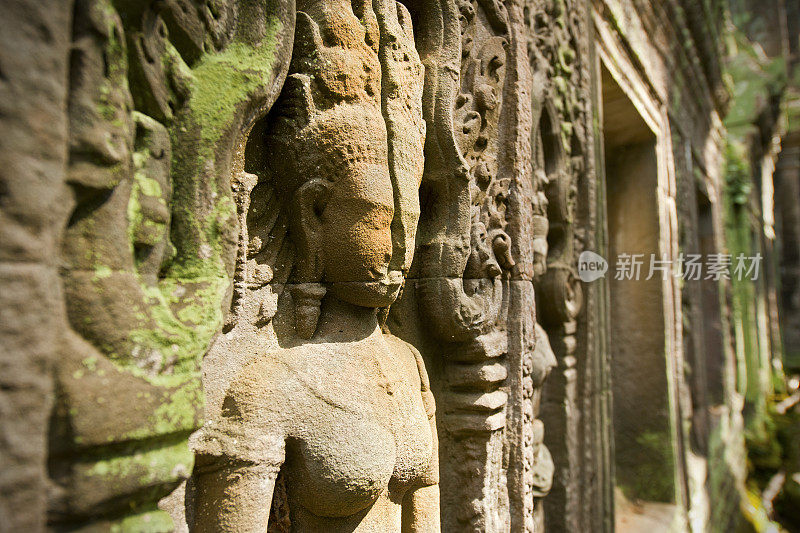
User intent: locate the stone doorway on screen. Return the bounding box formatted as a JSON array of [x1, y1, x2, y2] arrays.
[[600, 63, 679, 532]]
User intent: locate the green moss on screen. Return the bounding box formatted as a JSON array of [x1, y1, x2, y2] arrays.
[[617, 430, 676, 503], [726, 193, 759, 405], [725, 141, 752, 206], [137, 176, 163, 198], [127, 172, 144, 246], [64, 6, 290, 530], [86, 439, 192, 532], [88, 437, 191, 484], [722, 138, 771, 419], [146, 376, 203, 437], [161, 16, 282, 288], [125, 275, 228, 376], [724, 28, 788, 129], [83, 356, 99, 372], [93, 264, 113, 281], [125, 107, 231, 373], [110, 509, 175, 533], [188, 35, 281, 149]]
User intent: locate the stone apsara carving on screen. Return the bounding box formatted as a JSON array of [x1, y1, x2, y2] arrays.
[[41, 0, 555, 530], [189, 2, 440, 531]]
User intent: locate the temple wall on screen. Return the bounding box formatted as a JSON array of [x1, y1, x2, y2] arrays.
[[0, 1, 797, 531]]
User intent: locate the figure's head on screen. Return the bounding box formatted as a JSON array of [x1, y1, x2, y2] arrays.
[[265, 4, 424, 312], [273, 101, 409, 308]]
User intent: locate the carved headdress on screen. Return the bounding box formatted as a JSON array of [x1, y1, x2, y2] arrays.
[[230, 0, 426, 338]]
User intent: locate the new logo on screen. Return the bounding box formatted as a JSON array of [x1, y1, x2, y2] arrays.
[[578, 251, 608, 282]]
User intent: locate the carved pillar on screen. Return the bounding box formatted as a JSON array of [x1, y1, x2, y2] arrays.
[[412, 0, 517, 524], [535, 101, 584, 532], [389, 1, 556, 531], [522, 1, 603, 531]]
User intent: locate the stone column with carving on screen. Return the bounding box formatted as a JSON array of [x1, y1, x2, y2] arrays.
[[523, 0, 601, 531], [387, 1, 557, 531]]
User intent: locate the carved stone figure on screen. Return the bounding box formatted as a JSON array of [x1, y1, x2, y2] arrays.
[[20, 0, 559, 530], [49, 0, 295, 528], [189, 2, 439, 530]]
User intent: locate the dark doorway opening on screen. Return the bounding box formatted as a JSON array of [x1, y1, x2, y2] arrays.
[[601, 64, 678, 530]]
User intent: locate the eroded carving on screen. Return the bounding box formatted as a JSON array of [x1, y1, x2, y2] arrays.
[[524, 1, 591, 530], [43, 0, 554, 530], [408, 0, 523, 530], [49, 0, 294, 527]]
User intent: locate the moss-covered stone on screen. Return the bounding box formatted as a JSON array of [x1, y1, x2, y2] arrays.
[[617, 430, 677, 503], [53, 0, 291, 529]]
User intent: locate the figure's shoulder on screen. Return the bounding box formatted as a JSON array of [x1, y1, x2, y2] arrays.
[[382, 333, 436, 418], [228, 349, 287, 391], [383, 333, 425, 375], [382, 332, 422, 361], [223, 346, 310, 421], [193, 349, 301, 466]]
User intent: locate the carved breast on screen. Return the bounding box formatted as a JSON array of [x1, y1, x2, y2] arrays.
[[279, 334, 434, 519]]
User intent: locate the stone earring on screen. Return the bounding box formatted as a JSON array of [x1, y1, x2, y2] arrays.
[[291, 282, 326, 339], [290, 233, 326, 339], [290, 178, 331, 339]]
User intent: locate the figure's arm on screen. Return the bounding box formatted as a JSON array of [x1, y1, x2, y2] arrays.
[[189, 354, 295, 531], [402, 409, 441, 532], [402, 483, 441, 533], [189, 416, 286, 532], [403, 345, 441, 532], [191, 454, 281, 533]]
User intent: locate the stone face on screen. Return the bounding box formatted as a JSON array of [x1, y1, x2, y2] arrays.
[[46, 0, 296, 528]]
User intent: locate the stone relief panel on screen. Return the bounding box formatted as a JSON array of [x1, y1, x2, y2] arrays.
[[41, 0, 555, 530], [3, 0, 789, 531], [388, 0, 559, 531], [50, 0, 294, 528], [414, 1, 518, 529], [189, 1, 439, 531], [524, 0, 605, 531]]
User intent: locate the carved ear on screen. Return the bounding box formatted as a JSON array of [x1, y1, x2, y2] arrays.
[[291, 178, 331, 282], [278, 74, 315, 128]]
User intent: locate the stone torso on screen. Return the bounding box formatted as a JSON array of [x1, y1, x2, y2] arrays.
[[225, 329, 435, 531]]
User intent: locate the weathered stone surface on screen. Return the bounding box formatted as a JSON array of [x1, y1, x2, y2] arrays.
[[189, 2, 439, 530], [0, 1, 73, 530], [1, 0, 798, 531], [47, 0, 296, 528]]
